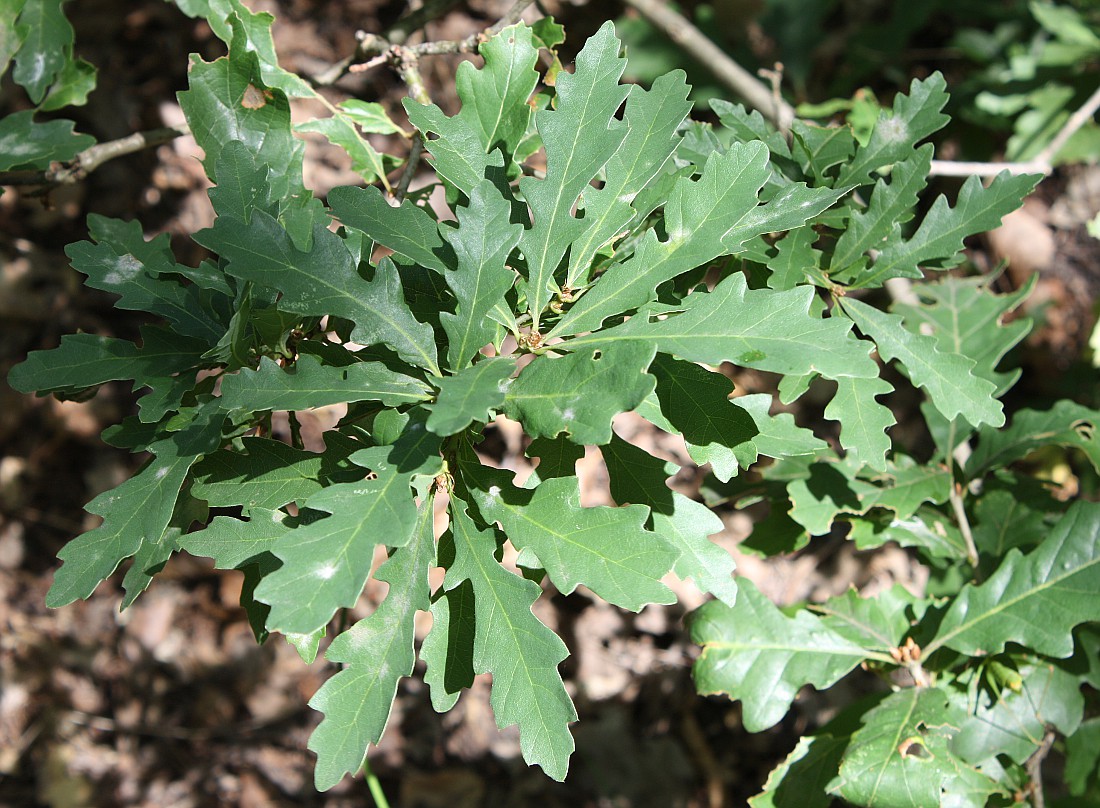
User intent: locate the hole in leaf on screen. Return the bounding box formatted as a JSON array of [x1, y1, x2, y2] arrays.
[[592, 350, 603, 360]]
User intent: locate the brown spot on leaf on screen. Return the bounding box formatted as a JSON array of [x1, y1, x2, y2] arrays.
[[241, 84, 269, 109]]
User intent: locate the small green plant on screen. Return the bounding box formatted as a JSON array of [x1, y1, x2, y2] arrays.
[[7, 1, 1100, 804]]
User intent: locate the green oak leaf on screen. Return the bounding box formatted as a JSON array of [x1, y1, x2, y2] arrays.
[[308, 496, 436, 790], [576, 273, 878, 382], [854, 171, 1039, 288], [191, 435, 358, 513], [766, 226, 827, 291], [601, 434, 736, 605], [690, 578, 871, 731], [552, 144, 845, 338], [443, 497, 576, 780], [405, 23, 539, 192], [0, 109, 93, 170], [824, 376, 896, 471], [219, 354, 431, 412], [8, 329, 206, 397], [12, 0, 71, 103], [633, 353, 758, 483], [735, 394, 830, 461], [925, 500, 1100, 659], [565, 70, 692, 288], [830, 688, 1000, 808], [420, 578, 476, 713], [337, 100, 404, 135], [836, 73, 949, 188], [894, 274, 1034, 398], [953, 660, 1083, 766], [810, 584, 923, 654], [749, 733, 848, 808], [254, 418, 442, 635], [178, 43, 303, 200], [830, 145, 932, 280], [504, 341, 657, 445], [519, 21, 629, 332], [438, 179, 523, 368], [177, 510, 289, 569], [470, 472, 677, 611], [296, 115, 389, 185], [46, 411, 224, 607], [198, 213, 440, 375], [967, 400, 1100, 479], [65, 216, 225, 343], [0, 0, 28, 77], [790, 119, 856, 183], [840, 297, 1004, 428], [426, 357, 516, 436], [327, 184, 452, 274]]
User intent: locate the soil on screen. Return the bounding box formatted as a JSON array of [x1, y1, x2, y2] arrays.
[[2, 2, 1098, 807]]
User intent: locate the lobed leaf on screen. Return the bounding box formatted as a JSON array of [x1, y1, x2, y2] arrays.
[[309, 496, 436, 790], [926, 500, 1100, 659], [830, 688, 1000, 808], [442, 498, 576, 780], [426, 357, 516, 436], [219, 354, 432, 412], [469, 472, 677, 611], [504, 341, 657, 445], [840, 297, 1004, 428], [690, 578, 871, 732]]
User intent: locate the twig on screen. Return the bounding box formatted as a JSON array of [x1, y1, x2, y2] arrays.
[[949, 481, 980, 570], [621, 0, 795, 135], [930, 83, 1100, 178], [316, 0, 537, 86], [1025, 727, 1056, 808], [0, 125, 189, 188]]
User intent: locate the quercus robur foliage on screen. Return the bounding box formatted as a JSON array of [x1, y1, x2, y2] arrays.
[[7, 2, 1100, 803]]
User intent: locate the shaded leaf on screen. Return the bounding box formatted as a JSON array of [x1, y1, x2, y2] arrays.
[[690, 578, 870, 731], [0, 109, 92, 170], [601, 434, 735, 605]]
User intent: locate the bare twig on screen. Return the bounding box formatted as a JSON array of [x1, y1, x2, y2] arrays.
[[316, 0, 537, 86], [930, 83, 1100, 178], [0, 125, 188, 188], [621, 0, 795, 135], [949, 481, 980, 570], [1025, 727, 1056, 808]]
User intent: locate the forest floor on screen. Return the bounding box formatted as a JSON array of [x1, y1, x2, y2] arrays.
[[2, 1, 1098, 806]]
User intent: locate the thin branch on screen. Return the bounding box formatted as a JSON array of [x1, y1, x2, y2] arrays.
[[621, 0, 795, 135], [930, 83, 1100, 178], [0, 125, 188, 188], [315, 0, 536, 85], [1025, 727, 1056, 808], [949, 481, 980, 570]]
